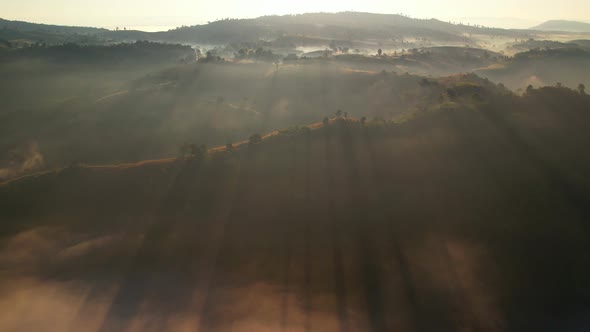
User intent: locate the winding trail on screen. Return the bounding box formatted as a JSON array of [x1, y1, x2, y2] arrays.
[[0, 118, 354, 187]]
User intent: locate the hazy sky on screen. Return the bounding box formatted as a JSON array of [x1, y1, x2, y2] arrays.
[[2, 0, 590, 30]]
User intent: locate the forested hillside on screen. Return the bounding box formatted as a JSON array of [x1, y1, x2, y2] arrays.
[[1, 84, 589, 331]]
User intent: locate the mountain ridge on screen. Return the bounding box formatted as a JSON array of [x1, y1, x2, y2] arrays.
[[2, 12, 533, 45], [0, 17, 108, 34], [531, 20, 590, 32]]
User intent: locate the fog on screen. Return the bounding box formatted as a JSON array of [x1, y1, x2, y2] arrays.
[[2, 40, 588, 179]]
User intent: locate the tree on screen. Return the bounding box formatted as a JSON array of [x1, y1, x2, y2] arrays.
[[377, 48, 383, 56], [322, 117, 330, 127], [249, 133, 262, 145], [526, 84, 534, 95], [215, 96, 224, 112], [179, 143, 190, 158], [189, 144, 207, 160], [329, 40, 337, 52], [255, 47, 264, 58], [189, 144, 198, 157], [446, 88, 457, 100], [578, 83, 586, 95], [555, 82, 563, 88], [335, 109, 342, 117], [419, 78, 430, 87]]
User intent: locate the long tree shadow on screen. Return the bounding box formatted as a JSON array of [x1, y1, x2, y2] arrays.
[[324, 124, 350, 332], [362, 127, 424, 332], [96, 159, 208, 332], [197, 148, 254, 331], [303, 131, 312, 332], [452, 107, 590, 331], [413, 123, 486, 332], [481, 107, 590, 230], [280, 139, 298, 331], [336, 121, 386, 332], [138, 159, 234, 332]]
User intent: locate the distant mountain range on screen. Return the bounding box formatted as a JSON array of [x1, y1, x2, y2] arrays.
[[531, 20, 590, 32], [152, 12, 522, 43], [1, 12, 534, 46], [0, 18, 107, 34]]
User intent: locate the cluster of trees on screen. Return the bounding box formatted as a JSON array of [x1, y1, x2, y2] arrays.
[[0, 38, 11, 48], [526, 83, 586, 95], [514, 47, 590, 61], [179, 143, 208, 160], [0, 40, 195, 64], [198, 50, 224, 63], [233, 47, 280, 62], [249, 134, 263, 145], [370, 47, 441, 58], [328, 40, 350, 54]]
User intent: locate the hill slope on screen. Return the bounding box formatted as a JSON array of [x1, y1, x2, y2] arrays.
[[1, 86, 590, 331], [476, 47, 590, 89], [0, 18, 107, 34]]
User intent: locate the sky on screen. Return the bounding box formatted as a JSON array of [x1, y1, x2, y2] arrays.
[[2, 0, 590, 31]]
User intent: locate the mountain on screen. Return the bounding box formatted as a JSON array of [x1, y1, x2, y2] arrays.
[[150, 12, 522, 44], [477, 47, 590, 89], [0, 18, 110, 45], [531, 20, 590, 32], [1, 12, 534, 46], [2, 82, 590, 331], [0, 17, 107, 34]]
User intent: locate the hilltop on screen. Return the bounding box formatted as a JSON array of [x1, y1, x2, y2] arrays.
[[476, 47, 590, 89], [1, 12, 534, 47], [531, 20, 590, 32], [0, 18, 107, 34], [152, 12, 516, 44]]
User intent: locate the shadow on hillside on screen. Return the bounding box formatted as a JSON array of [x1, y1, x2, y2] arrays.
[[1, 114, 590, 331]]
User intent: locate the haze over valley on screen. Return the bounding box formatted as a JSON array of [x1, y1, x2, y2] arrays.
[[1, 5, 590, 332]]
